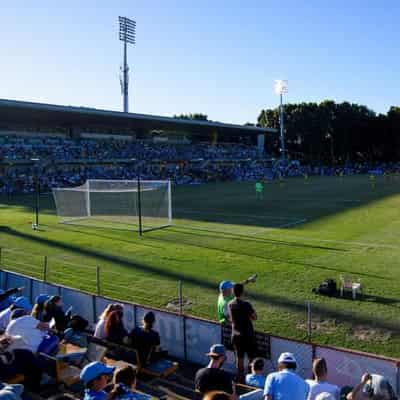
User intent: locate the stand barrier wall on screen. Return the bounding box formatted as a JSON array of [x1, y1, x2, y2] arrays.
[[2, 270, 399, 393]]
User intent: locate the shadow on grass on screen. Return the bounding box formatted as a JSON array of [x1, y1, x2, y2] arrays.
[[1, 225, 399, 333]]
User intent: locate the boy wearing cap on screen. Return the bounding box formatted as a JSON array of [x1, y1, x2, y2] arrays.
[[195, 344, 235, 397], [264, 352, 309, 400], [80, 361, 115, 400]]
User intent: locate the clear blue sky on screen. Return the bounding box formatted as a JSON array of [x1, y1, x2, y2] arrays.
[[1, 1, 399, 124]]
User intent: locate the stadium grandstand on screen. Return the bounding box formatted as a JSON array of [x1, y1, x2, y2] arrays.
[[0, 98, 278, 195]]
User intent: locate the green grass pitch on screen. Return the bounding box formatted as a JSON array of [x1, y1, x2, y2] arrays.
[[1, 175, 400, 357]]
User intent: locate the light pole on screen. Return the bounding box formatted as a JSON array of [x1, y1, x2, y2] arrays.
[[119, 16, 136, 113], [30, 158, 40, 229], [274, 80, 288, 160]]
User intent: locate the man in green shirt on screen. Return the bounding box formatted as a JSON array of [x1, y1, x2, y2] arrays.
[[217, 281, 234, 324], [255, 181, 264, 199]]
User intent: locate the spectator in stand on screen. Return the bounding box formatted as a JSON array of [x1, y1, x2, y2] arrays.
[[63, 314, 89, 348], [217, 281, 234, 324], [128, 312, 161, 366], [31, 294, 51, 321], [5, 314, 55, 354], [228, 283, 257, 381], [246, 358, 266, 389], [104, 310, 127, 345], [306, 358, 339, 400], [346, 373, 397, 400], [42, 295, 71, 333], [0, 335, 43, 391], [263, 352, 309, 400], [95, 304, 123, 340], [195, 344, 235, 398], [80, 361, 115, 400], [109, 365, 150, 400], [0, 288, 25, 312], [0, 297, 31, 333]]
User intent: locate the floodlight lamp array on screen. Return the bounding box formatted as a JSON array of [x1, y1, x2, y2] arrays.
[[119, 16, 136, 44]]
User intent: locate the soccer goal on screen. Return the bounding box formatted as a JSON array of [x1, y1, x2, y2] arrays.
[[52, 179, 172, 232]]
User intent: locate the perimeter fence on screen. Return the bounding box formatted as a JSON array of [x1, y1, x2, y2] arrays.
[[0, 245, 399, 393]]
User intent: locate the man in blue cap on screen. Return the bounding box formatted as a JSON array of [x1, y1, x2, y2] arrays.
[[0, 297, 32, 332], [80, 361, 115, 400], [217, 275, 257, 324]]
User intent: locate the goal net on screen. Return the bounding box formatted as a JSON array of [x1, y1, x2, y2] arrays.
[[52, 179, 172, 232]]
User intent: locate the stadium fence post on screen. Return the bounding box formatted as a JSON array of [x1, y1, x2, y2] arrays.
[[0, 247, 2, 265], [307, 301, 312, 342], [96, 266, 101, 295], [43, 256, 48, 282], [178, 280, 183, 315]]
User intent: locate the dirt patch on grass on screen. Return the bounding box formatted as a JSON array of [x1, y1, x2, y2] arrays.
[[166, 298, 193, 312], [297, 318, 337, 334], [350, 325, 392, 343]]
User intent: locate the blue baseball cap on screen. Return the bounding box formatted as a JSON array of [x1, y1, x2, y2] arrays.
[[80, 362, 115, 384], [219, 281, 234, 291], [35, 294, 51, 305], [207, 344, 226, 357], [13, 297, 31, 311]]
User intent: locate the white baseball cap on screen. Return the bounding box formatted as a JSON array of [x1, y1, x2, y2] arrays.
[[277, 352, 297, 364]]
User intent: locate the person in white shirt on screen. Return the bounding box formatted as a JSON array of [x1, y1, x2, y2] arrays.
[[306, 358, 339, 400], [5, 315, 49, 353]]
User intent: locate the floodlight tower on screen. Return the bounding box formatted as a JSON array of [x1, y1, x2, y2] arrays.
[[119, 16, 136, 113], [274, 80, 288, 160]]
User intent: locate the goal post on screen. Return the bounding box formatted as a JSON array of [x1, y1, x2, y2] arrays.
[[52, 179, 172, 232]]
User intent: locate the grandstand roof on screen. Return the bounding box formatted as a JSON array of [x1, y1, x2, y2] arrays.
[[0, 98, 275, 137]]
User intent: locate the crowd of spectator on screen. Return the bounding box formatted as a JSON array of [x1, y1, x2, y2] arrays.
[[0, 281, 397, 400], [2, 134, 400, 195]]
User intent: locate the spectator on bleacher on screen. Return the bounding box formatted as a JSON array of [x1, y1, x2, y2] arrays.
[[0, 288, 24, 312], [0, 382, 24, 400], [346, 373, 397, 400], [128, 312, 161, 366], [0, 298, 31, 333], [263, 352, 309, 400], [109, 365, 150, 400], [42, 296, 71, 333], [5, 314, 55, 354], [0, 336, 43, 391], [306, 358, 339, 400], [95, 304, 123, 340], [228, 283, 257, 381], [63, 314, 89, 348], [80, 361, 115, 400], [104, 310, 127, 345], [246, 358, 266, 389], [217, 281, 234, 324], [31, 294, 51, 321], [195, 344, 235, 398]]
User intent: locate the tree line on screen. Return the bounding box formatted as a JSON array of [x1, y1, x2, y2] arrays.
[[257, 101, 400, 164]]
